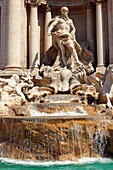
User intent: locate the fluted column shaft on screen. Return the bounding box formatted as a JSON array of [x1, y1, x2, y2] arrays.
[[5, 0, 21, 70], [29, 6, 39, 68], [44, 8, 52, 53], [96, 1, 104, 67]]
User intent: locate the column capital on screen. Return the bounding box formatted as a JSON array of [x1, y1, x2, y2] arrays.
[[96, 0, 103, 2], [25, 0, 46, 7], [25, 0, 38, 7], [89, 0, 107, 3], [86, 1, 96, 9], [95, 0, 107, 3], [46, 5, 51, 12]]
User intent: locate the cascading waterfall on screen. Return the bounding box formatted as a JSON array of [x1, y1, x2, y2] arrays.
[[93, 126, 108, 157], [0, 117, 111, 161]]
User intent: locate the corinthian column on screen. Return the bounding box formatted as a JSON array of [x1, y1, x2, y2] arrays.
[[28, 0, 39, 69], [44, 7, 52, 53], [30, 7, 39, 68], [96, 0, 105, 72], [5, 0, 21, 70]]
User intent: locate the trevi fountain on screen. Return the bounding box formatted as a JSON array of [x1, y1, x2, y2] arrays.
[[0, 0, 113, 169]]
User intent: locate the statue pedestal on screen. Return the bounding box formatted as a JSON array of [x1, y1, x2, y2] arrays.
[[0, 69, 23, 77]]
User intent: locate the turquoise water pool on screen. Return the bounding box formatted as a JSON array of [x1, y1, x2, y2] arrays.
[[0, 158, 113, 170]]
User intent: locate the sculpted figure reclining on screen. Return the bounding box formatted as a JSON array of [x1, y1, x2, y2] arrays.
[[47, 6, 82, 68]]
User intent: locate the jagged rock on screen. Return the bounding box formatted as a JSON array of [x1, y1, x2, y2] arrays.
[[71, 84, 98, 105], [27, 86, 53, 101], [78, 47, 94, 65], [103, 65, 113, 107], [0, 103, 15, 116], [40, 65, 60, 93], [43, 45, 94, 69], [40, 65, 72, 93], [11, 105, 31, 116]]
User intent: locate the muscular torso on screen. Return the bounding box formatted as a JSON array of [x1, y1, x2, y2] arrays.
[[54, 17, 72, 33]]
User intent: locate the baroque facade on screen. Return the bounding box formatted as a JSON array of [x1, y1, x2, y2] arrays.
[[0, 0, 112, 73]]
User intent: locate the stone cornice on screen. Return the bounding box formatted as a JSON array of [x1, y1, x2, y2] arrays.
[[46, 0, 107, 6], [46, 0, 91, 7], [93, 0, 107, 2], [25, 0, 107, 7], [96, 0, 104, 2]]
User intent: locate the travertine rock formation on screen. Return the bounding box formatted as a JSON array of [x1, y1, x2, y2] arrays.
[[0, 116, 113, 161]]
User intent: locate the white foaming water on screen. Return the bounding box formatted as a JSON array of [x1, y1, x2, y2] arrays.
[[0, 157, 113, 166], [28, 104, 88, 117]]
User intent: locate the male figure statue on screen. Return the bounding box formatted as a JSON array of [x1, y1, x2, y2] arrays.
[[47, 6, 82, 67]]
